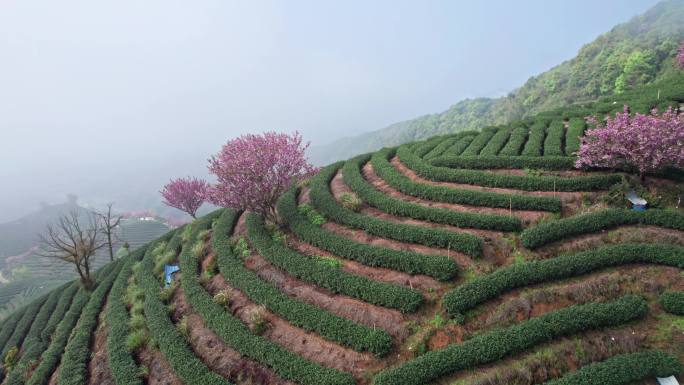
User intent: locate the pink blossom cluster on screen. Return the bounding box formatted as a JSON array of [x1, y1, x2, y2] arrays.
[[678, 40, 684, 68], [207, 131, 317, 220], [576, 106, 684, 178], [160, 177, 209, 218]]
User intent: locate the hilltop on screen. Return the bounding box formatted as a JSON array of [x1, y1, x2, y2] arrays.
[[0, 72, 682, 385], [310, 0, 684, 164]]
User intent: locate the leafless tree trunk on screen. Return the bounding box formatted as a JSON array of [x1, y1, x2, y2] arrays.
[[97, 203, 123, 261], [37, 210, 106, 289]]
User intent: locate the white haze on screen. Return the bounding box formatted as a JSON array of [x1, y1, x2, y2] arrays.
[[0, 0, 659, 222]]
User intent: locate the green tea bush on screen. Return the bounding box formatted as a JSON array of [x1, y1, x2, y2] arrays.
[[659, 291, 684, 315], [248, 213, 423, 313], [443, 134, 476, 155], [343, 154, 521, 232], [543, 121, 565, 156], [498, 125, 529, 156], [0, 294, 49, 381], [26, 288, 92, 385], [212, 210, 393, 356], [442, 243, 684, 316], [278, 187, 458, 281], [520, 209, 684, 249], [430, 155, 575, 170], [373, 147, 562, 212], [5, 283, 78, 385], [107, 246, 149, 385], [565, 118, 586, 155], [543, 350, 682, 385], [397, 146, 620, 192], [521, 121, 547, 157], [59, 260, 124, 385], [373, 296, 649, 385], [309, 162, 483, 256], [479, 126, 513, 156], [461, 127, 498, 156], [177, 213, 355, 385]]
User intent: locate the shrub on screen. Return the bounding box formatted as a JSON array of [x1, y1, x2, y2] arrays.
[[479, 126, 513, 156], [248, 306, 269, 335], [59, 260, 125, 385], [543, 350, 682, 385], [212, 210, 392, 355], [248, 212, 423, 313], [125, 329, 148, 352], [423, 135, 460, 159], [298, 203, 326, 226], [343, 154, 522, 232], [26, 288, 94, 385], [5, 283, 78, 385], [565, 118, 586, 155], [461, 127, 498, 156], [520, 208, 684, 249], [338, 192, 363, 212], [375, 147, 562, 211], [442, 243, 684, 317], [213, 290, 232, 308], [2, 347, 18, 372], [309, 162, 483, 256], [175, 212, 355, 385], [659, 291, 684, 315], [430, 155, 575, 170], [373, 296, 649, 385], [521, 121, 547, 156], [278, 187, 458, 281], [543, 121, 565, 156], [498, 125, 529, 156], [0, 293, 50, 382], [398, 146, 620, 192], [444, 134, 477, 156]]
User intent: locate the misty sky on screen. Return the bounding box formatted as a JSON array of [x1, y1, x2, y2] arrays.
[[0, 0, 661, 222]]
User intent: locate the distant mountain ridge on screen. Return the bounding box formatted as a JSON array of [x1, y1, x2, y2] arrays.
[[310, 0, 684, 164]]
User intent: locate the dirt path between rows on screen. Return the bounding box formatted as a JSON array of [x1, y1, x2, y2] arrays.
[[393, 156, 584, 218], [170, 275, 294, 385], [138, 348, 183, 385], [393, 156, 583, 201], [202, 250, 378, 377], [233, 214, 409, 339], [286, 234, 441, 293], [299, 187, 473, 268], [87, 301, 114, 385], [334, 169, 503, 239]]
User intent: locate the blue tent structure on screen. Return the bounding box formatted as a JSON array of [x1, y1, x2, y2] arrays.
[[626, 189, 648, 211], [164, 264, 180, 288]]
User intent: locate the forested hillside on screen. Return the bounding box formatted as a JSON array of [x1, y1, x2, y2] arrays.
[[311, 0, 684, 164]]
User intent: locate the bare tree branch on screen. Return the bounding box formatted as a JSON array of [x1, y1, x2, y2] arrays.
[[38, 209, 105, 288]]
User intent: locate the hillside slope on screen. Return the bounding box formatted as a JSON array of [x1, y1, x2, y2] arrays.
[[0, 75, 682, 385], [310, 0, 684, 164]]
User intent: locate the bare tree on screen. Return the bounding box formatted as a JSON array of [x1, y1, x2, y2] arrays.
[[97, 203, 123, 261], [38, 210, 106, 288]]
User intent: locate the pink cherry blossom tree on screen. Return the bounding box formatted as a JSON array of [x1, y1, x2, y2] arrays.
[[207, 131, 317, 222], [678, 40, 684, 68], [576, 106, 684, 182], [160, 177, 209, 218]]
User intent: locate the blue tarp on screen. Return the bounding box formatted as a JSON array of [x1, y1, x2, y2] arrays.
[[626, 189, 648, 211], [164, 264, 180, 288]]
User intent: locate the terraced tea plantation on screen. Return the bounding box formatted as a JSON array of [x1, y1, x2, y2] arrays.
[[1, 77, 684, 385]]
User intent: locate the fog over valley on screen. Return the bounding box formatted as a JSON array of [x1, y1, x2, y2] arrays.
[[0, 0, 661, 223]]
